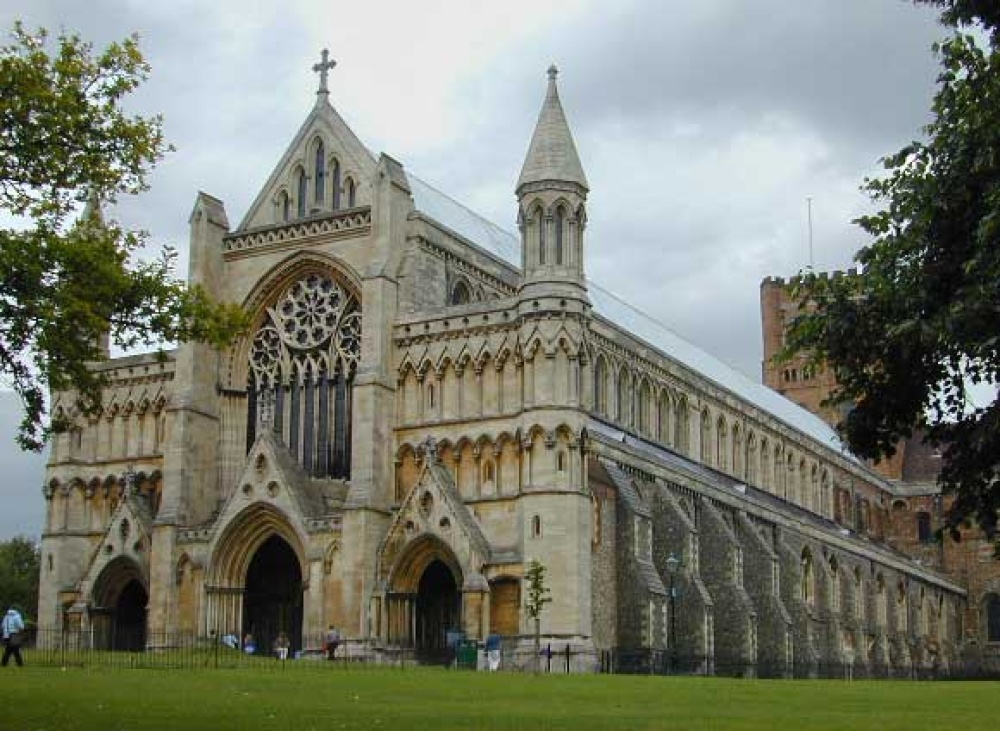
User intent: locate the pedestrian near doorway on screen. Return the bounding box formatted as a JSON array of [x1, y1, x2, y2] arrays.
[[274, 631, 290, 660], [1, 607, 25, 667], [325, 625, 341, 660]]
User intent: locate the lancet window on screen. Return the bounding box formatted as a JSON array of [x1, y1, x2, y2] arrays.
[[314, 141, 326, 204], [280, 191, 290, 222], [246, 272, 361, 478], [331, 159, 342, 210], [296, 169, 307, 218], [555, 206, 566, 265]]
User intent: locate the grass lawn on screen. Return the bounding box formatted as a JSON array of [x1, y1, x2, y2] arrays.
[[6, 665, 998, 730]]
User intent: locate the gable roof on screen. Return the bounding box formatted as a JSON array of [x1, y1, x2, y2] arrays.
[[237, 97, 376, 231]]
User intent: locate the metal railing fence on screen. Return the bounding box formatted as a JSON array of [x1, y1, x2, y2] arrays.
[[11, 629, 1000, 679]]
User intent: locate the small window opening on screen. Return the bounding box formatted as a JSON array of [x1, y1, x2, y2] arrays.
[[314, 141, 326, 204], [297, 169, 307, 218]]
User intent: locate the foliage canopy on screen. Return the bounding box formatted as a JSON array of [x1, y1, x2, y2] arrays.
[[0, 535, 39, 620], [787, 5, 1000, 538], [0, 24, 246, 450]]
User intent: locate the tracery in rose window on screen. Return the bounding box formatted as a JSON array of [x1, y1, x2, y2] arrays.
[[246, 273, 360, 479]]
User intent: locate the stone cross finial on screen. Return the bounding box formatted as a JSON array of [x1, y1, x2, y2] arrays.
[[547, 64, 558, 82], [313, 49, 337, 95], [123, 464, 137, 495], [417, 435, 439, 464]]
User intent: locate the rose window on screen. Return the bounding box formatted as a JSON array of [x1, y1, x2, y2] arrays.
[[247, 272, 360, 479]]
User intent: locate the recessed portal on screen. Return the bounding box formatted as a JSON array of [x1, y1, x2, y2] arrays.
[[243, 534, 303, 656], [415, 559, 459, 656], [113, 579, 148, 651], [90, 557, 147, 651]]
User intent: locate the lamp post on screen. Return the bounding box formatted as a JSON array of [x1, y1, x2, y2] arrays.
[[665, 552, 680, 673]]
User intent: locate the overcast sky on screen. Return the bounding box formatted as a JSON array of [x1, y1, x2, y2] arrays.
[[0, 0, 948, 539]]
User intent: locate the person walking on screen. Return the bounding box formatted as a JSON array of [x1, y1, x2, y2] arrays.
[[325, 625, 341, 661], [274, 631, 290, 661], [1, 607, 25, 667]]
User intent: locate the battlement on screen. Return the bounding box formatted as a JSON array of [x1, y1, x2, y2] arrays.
[[761, 268, 859, 289]]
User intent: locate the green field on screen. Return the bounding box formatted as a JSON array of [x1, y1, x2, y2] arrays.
[[6, 665, 998, 730]]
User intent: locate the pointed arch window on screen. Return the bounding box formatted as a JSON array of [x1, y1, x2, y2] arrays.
[[716, 417, 728, 471], [450, 280, 471, 306], [674, 398, 689, 454], [314, 141, 326, 204], [801, 548, 815, 606], [594, 357, 607, 415], [555, 206, 566, 265], [296, 168, 307, 218], [331, 159, 342, 210], [247, 272, 361, 478], [616, 371, 631, 425], [536, 208, 546, 265], [279, 191, 290, 222], [346, 177, 356, 207]]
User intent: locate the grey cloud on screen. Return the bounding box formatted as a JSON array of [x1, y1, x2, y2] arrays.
[[0, 0, 949, 535]]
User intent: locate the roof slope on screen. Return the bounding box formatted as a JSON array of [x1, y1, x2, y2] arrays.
[[407, 174, 847, 453]]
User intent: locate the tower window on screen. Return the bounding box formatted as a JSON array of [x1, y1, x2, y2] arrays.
[[531, 515, 542, 538], [556, 451, 566, 472], [537, 209, 546, 265], [555, 206, 565, 265]]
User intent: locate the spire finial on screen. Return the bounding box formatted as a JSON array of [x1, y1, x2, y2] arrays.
[[313, 49, 336, 96], [547, 64, 558, 82]]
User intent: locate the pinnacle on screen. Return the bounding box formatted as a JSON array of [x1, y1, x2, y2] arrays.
[[516, 66, 588, 194]]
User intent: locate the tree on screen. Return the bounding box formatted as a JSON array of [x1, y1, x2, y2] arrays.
[[786, 6, 1000, 540], [0, 536, 39, 621], [917, 0, 1000, 36], [524, 558, 552, 673], [0, 24, 246, 450]]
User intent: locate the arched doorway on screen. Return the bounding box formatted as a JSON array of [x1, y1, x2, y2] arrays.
[[114, 580, 148, 651], [243, 534, 303, 656], [90, 557, 148, 651], [415, 559, 459, 657]]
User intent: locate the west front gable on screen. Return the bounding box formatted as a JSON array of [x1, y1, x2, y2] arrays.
[[238, 95, 377, 232]]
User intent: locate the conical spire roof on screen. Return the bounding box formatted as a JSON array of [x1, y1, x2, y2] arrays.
[[516, 65, 588, 193]]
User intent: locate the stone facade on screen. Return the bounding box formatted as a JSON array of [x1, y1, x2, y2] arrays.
[[35, 58, 973, 675], [761, 275, 1000, 674]]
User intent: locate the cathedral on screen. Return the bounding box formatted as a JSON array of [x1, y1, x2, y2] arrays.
[[37, 54, 980, 675]]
